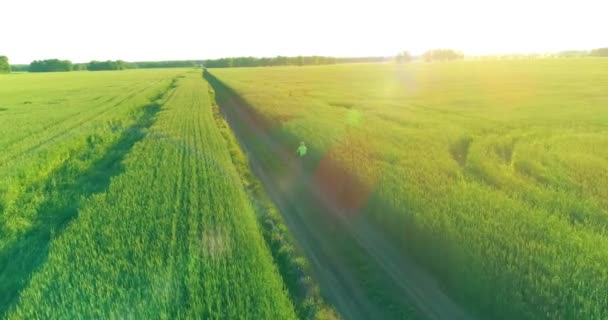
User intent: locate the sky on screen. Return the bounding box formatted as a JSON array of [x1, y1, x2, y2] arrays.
[[1, 0, 606, 64]]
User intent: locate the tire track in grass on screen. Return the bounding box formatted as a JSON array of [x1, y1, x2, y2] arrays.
[[158, 86, 187, 315], [181, 94, 198, 315]]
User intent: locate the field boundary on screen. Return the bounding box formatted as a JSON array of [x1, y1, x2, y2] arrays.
[[206, 80, 338, 320]]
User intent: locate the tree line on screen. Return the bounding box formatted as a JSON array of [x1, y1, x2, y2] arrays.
[[87, 60, 128, 71], [203, 56, 390, 68], [421, 49, 464, 62], [590, 47, 608, 57], [470, 48, 608, 60], [28, 59, 131, 72], [5, 48, 608, 73], [402, 47, 608, 62], [20, 59, 205, 72], [29, 59, 73, 72], [204, 56, 337, 68], [134, 60, 203, 68]]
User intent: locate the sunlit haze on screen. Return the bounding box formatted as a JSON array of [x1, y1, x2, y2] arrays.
[[2, 0, 606, 64]]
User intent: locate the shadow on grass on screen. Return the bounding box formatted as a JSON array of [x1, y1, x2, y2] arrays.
[[0, 100, 164, 316], [205, 70, 418, 320]]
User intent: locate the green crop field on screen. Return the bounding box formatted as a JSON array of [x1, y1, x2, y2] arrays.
[[0, 69, 181, 313], [3, 0, 608, 316], [208, 59, 608, 320], [2, 59, 607, 320], [0, 70, 339, 319]]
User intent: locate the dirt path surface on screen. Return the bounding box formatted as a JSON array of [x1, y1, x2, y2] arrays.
[[207, 74, 477, 320]]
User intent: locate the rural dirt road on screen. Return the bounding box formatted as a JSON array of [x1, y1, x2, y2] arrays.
[[207, 73, 476, 320]]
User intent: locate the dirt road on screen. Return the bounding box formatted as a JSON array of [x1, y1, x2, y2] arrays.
[[206, 73, 476, 320]]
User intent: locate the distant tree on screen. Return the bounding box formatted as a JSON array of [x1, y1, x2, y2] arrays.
[[334, 56, 385, 63], [0, 56, 9, 73], [395, 51, 413, 63], [590, 48, 608, 57], [557, 50, 589, 58], [9, 64, 28, 72], [202, 55, 389, 68], [88, 60, 128, 71], [29, 59, 72, 72], [132, 60, 197, 69], [422, 49, 464, 62], [73, 63, 88, 71], [204, 55, 377, 68]]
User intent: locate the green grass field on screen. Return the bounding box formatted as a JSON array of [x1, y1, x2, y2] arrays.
[[209, 59, 608, 320]]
